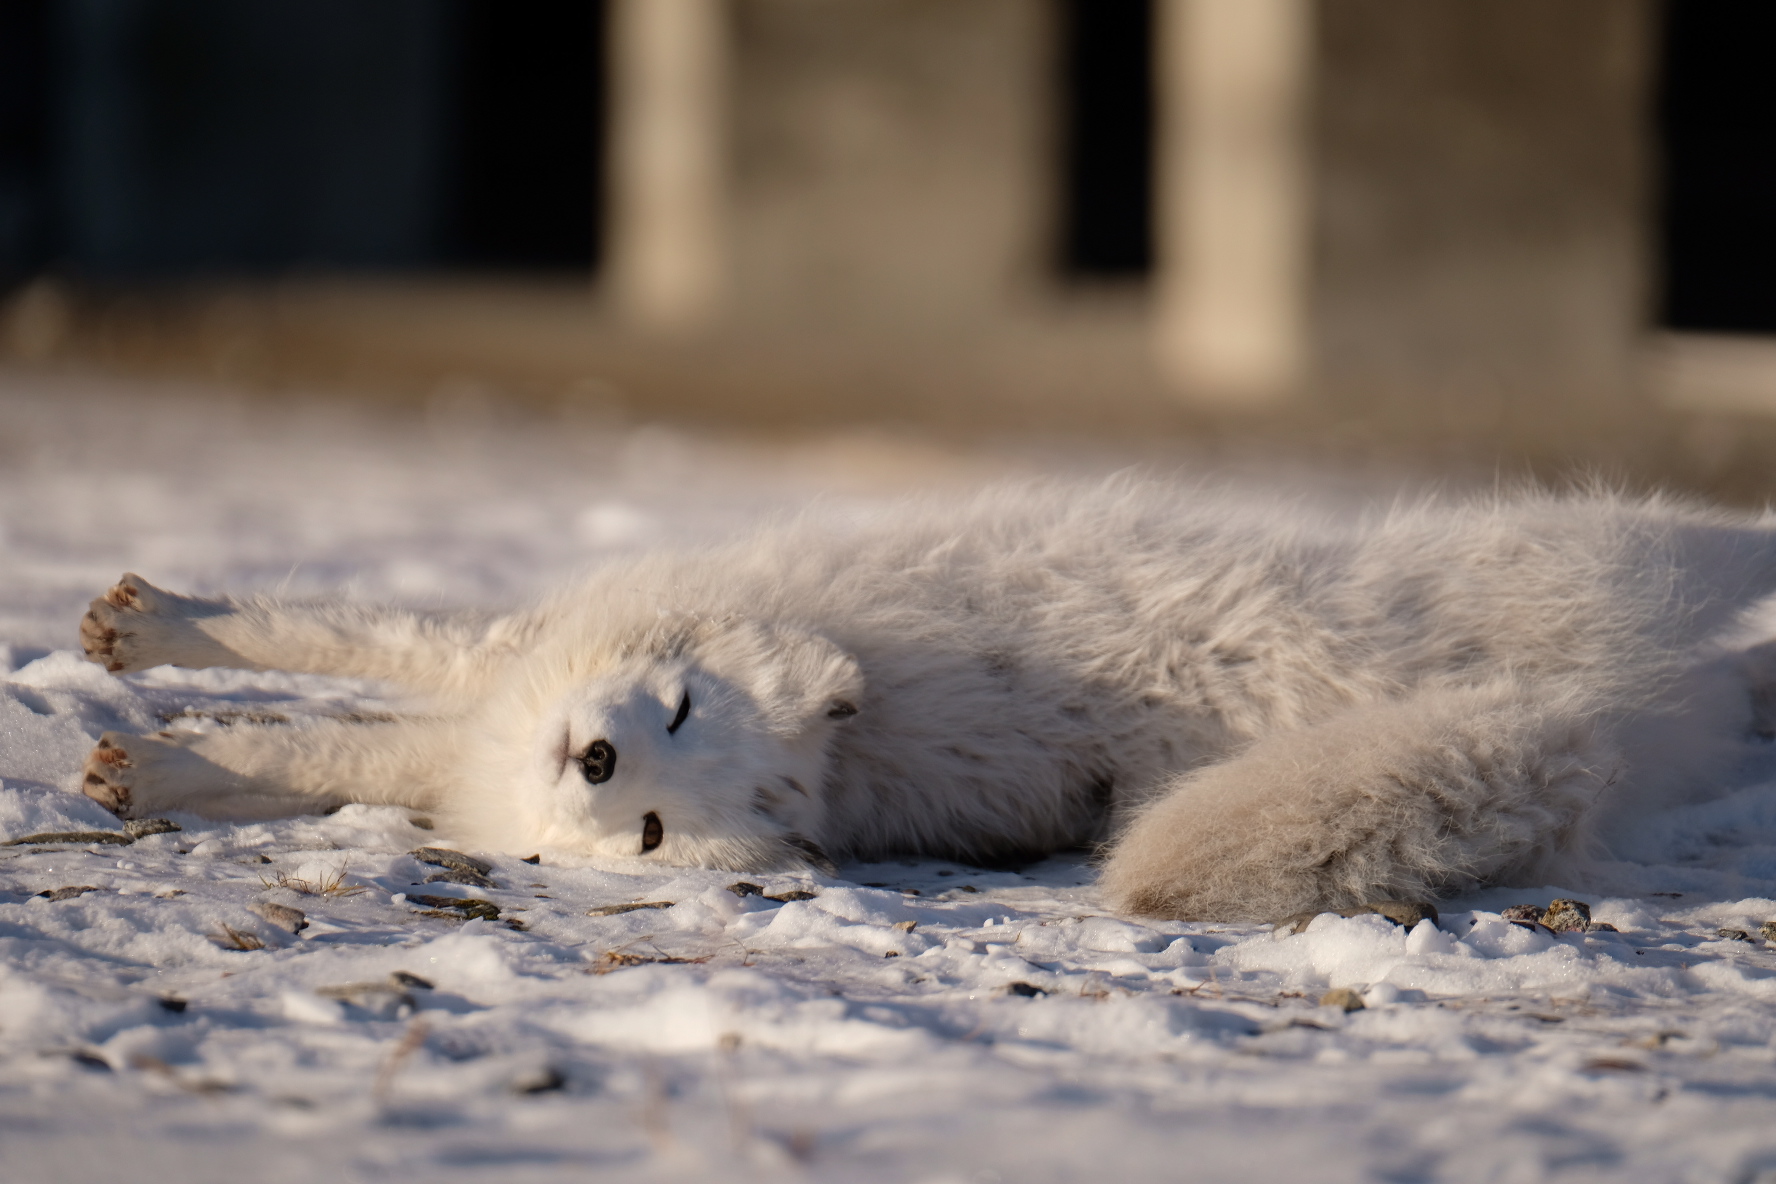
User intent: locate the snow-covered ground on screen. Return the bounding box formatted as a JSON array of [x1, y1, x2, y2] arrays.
[[8, 370, 1776, 1183]]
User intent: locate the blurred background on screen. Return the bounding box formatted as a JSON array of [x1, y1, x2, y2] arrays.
[[0, 1, 1774, 496]]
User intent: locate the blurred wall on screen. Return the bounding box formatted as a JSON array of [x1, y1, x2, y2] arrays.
[[11, 0, 1766, 482], [1314, 0, 1655, 437], [728, 0, 1051, 334]]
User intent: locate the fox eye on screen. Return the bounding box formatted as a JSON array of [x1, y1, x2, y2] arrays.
[[641, 811, 663, 853], [667, 691, 691, 735]]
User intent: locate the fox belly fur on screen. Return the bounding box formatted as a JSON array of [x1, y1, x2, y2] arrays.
[[74, 481, 1776, 921]]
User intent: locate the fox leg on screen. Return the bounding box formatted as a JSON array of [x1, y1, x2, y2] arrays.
[[80, 715, 460, 822], [1100, 682, 1621, 922], [79, 573, 527, 694]]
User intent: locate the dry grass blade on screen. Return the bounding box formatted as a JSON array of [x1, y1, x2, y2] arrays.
[[259, 866, 365, 897], [373, 1019, 432, 1104], [212, 923, 265, 951], [128, 1053, 233, 1095]]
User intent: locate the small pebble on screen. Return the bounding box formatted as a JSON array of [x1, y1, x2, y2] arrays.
[[424, 868, 495, 889], [411, 847, 494, 877], [389, 971, 434, 990], [1276, 901, 1440, 936], [4, 831, 131, 848], [37, 886, 103, 902], [1005, 982, 1046, 997], [247, 901, 308, 933], [1717, 928, 1755, 943], [511, 1065, 566, 1095], [1542, 899, 1592, 934], [727, 882, 764, 897], [521, 854, 541, 864], [406, 894, 500, 922], [122, 819, 181, 840], [893, 920, 918, 933], [765, 889, 818, 903], [587, 901, 674, 916], [1498, 905, 1555, 934], [1320, 987, 1366, 1012], [1761, 921, 1776, 944]]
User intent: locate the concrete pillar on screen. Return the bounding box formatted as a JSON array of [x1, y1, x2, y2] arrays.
[[606, 0, 728, 331], [1153, 0, 1312, 407]]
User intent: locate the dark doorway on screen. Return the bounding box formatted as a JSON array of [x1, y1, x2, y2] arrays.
[[447, 0, 604, 270], [18, 0, 603, 278], [1659, 1, 1776, 333], [0, 0, 52, 287], [1059, 0, 1153, 277], [55, 0, 461, 274]]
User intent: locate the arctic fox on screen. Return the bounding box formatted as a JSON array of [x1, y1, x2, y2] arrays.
[[74, 480, 1776, 921]]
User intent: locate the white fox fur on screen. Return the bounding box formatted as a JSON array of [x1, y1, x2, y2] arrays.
[[74, 480, 1776, 921]]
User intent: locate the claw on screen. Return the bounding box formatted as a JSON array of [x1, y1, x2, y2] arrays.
[[104, 578, 143, 611]]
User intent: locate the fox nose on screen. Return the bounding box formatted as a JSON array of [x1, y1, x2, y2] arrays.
[[579, 739, 617, 784]]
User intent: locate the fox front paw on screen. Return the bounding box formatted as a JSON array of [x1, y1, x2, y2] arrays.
[[81, 573, 165, 672], [80, 573, 218, 673]]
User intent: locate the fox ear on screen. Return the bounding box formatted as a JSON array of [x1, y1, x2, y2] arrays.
[[697, 620, 863, 734]]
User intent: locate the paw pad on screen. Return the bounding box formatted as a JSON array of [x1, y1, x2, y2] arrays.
[[93, 743, 131, 769], [81, 741, 135, 816]]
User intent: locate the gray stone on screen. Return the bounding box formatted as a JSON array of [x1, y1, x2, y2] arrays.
[[122, 819, 181, 839]]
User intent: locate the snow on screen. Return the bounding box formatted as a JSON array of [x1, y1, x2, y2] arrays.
[[8, 371, 1776, 1182]]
